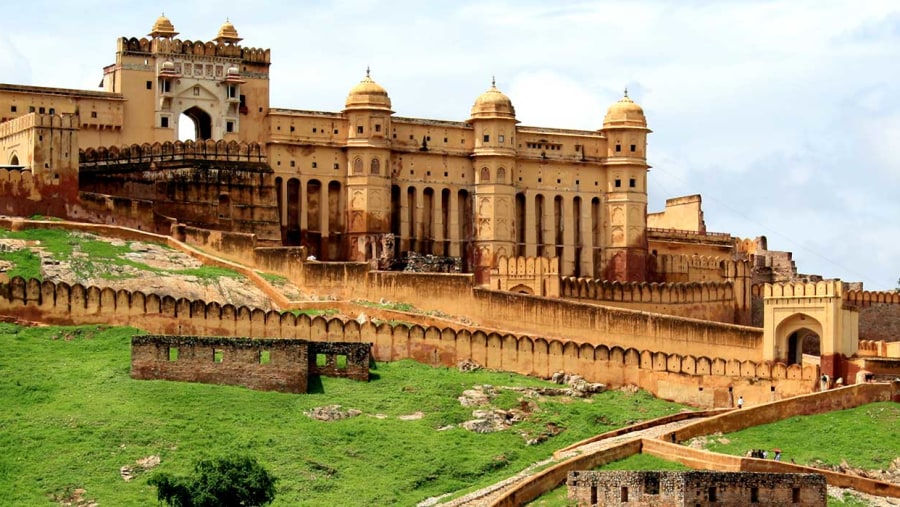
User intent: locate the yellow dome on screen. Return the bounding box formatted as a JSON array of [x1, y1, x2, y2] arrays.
[[603, 91, 647, 128], [470, 79, 516, 120], [149, 14, 178, 38], [216, 19, 242, 43], [344, 69, 392, 112]]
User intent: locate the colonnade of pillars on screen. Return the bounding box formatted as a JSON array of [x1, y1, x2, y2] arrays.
[[274, 178, 606, 277]]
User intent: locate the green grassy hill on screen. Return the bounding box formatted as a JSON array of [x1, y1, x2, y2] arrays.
[[0, 323, 686, 506]]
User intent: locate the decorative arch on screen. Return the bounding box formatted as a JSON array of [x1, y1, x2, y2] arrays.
[[508, 284, 534, 295], [480, 167, 490, 183], [497, 167, 506, 183], [773, 313, 824, 365], [353, 158, 363, 174], [180, 106, 212, 140], [370, 158, 380, 175], [9, 153, 19, 166]]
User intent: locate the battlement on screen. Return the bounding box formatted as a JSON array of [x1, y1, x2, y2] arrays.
[[561, 277, 736, 304], [492, 255, 559, 296], [118, 37, 271, 64], [761, 280, 842, 299], [647, 227, 733, 241], [844, 290, 900, 306], [79, 140, 267, 167]]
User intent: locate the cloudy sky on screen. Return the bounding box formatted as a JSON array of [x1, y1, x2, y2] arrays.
[[2, 1, 898, 290]]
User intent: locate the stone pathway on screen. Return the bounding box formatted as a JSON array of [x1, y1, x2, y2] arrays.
[[428, 418, 700, 507]]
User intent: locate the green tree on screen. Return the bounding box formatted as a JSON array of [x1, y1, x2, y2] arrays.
[[149, 455, 277, 507]]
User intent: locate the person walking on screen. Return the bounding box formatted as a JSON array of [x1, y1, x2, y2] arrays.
[[737, 396, 744, 409]]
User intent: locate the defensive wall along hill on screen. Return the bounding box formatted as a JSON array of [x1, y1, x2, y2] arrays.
[[0, 275, 817, 407]]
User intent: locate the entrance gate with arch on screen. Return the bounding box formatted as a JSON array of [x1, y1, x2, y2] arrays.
[[762, 280, 859, 380]]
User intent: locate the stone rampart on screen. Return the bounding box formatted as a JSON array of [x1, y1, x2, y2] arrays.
[[846, 290, 900, 343], [0, 276, 814, 407]]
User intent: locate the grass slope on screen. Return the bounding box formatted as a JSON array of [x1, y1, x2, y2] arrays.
[[704, 403, 900, 470], [0, 227, 242, 282], [0, 323, 686, 506]]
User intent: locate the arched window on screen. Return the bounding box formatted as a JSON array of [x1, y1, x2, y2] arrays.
[[353, 158, 363, 174], [9, 154, 19, 166], [480, 167, 490, 183], [370, 158, 380, 175], [497, 167, 506, 183]]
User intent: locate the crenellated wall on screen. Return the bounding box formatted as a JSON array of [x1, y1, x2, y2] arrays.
[[118, 36, 271, 64], [845, 290, 900, 343], [78, 139, 266, 166], [1, 276, 812, 407]]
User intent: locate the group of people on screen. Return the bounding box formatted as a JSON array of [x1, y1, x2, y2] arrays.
[[746, 449, 782, 461]]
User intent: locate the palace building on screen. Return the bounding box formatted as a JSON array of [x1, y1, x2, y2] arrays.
[[0, 15, 652, 283]]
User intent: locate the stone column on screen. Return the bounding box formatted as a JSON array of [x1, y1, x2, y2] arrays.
[[561, 196, 575, 276], [448, 188, 459, 256], [524, 192, 537, 258]]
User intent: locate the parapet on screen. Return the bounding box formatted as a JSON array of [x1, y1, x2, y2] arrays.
[[844, 290, 900, 306], [79, 139, 267, 168], [762, 280, 842, 299], [118, 36, 271, 65]]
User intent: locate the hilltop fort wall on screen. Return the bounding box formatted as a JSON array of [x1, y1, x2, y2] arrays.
[[0, 276, 816, 407], [845, 290, 900, 343]]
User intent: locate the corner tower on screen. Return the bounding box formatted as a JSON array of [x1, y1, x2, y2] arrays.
[[343, 69, 394, 262], [601, 91, 651, 282], [469, 79, 518, 284]]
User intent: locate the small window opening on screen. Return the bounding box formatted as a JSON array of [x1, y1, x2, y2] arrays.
[[792, 488, 800, 503], [357, 125, 364, 134], [708, 487, 717, 502], [620, 487, 628, 502], [316, 353, 327, 367], [630, 144, 636, 152], [333, 163, 340, 170], [214, 349, 224, 363], [226, 121, 234, 133], [483, 134, 490, 142], [10, 105, 16, 112], [290, 160, 295, 167], [443, 137, 448, 143], [38, 107, 45, 114], [375, 124, 382, 132], [146, 81, 152, 90], [336, 355, 348, 369], [29, 106, 35, 113], [48, 108, 55, 115], [168, 347, 178, 361], [426, 135, 431, 141], [259, 350, 271, 365], [312, 162, 317, 168], [590, 486, 598, 505], [645, 476, 659, 495], [750, 487, 759, 503], [615, 144, 622, 152], [629, 178, 636, 188], [498, 134, 505, 143], [334, 129, 339, 134], [615, 179, 622, 188], [161, 117, 169, 128]]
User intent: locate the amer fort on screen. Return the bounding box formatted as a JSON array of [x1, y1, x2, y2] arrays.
[[2, 15, 900, 506]]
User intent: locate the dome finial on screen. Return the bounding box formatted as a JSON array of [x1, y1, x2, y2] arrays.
[[492, 75, 496, 88], [624, 87, 629, 98], [366, 66, 371, 78]]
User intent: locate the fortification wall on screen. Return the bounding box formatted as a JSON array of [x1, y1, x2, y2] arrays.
[[560, 277, 737, 324], [79, 139, 266, 166], [119, 37, 270, 64], [0, 276, 811, 407], [69, 192, 175, 234], [846, 290, 900, 342]]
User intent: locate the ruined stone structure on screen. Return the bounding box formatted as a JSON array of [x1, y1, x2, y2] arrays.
[[131, 335, 371, 393], [567, 470, 826, 506]]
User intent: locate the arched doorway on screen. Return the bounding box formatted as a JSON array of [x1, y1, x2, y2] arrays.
[[786, 328, 821, 366], [774, 313, 824, 365], [9, 153, 19, 166], [179, 106, 212, 141]]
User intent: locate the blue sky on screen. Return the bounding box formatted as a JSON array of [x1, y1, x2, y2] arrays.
[[2, 1, 899, 290]]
